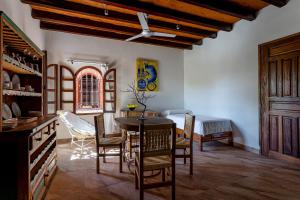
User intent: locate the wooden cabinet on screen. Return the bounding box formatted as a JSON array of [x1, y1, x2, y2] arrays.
[[0, 116, 57, 200], [0, 12, 57, 200]]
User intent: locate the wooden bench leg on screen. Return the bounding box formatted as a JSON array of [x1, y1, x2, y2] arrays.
[[129, 135, 133, 158], [199, 136, 203, 152], [96, 154, 100, 174], [119, 144, 123, 173], [184, 149, 186, 164], [103, 147, 106, 163], [228, 132, 234, 146]]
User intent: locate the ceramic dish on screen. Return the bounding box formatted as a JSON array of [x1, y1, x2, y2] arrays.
[[12, 74, 20, 90], [2, 103, 12, 120], [12, 102, 21, 117], [3, 71, 10, 89]]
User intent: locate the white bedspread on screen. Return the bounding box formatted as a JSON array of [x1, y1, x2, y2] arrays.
[[166, 114, 232, 135]]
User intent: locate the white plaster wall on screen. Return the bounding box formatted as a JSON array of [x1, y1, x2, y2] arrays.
[[184, 0, 300, 150], [0, 0, 45, 49], [45, 31, 184, 139]]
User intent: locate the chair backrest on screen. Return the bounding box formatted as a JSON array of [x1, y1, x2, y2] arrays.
[[94, 114, 106, 146], [139, 121, 176, 158], [183, 114, 195, 142]]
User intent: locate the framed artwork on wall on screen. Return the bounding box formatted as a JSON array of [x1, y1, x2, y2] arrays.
[[136, 58, 159, 92]]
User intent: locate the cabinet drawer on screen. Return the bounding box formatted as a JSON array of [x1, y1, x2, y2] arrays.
[[45, 156, 57, 185], [32, 174, 46, 200], [30, 131, 42, 151]]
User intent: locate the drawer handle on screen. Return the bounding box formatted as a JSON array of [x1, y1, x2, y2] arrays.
[[34, 137, 42, 141]]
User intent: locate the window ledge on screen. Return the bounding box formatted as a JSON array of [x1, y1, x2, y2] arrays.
[[76, 108, 103, 115]]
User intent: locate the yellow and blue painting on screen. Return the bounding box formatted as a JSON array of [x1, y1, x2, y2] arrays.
[[136, 58, 158, 92]]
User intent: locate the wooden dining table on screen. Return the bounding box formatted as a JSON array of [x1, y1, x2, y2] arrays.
[[115, 116, 174, 132], [114, 116, 175, 173]]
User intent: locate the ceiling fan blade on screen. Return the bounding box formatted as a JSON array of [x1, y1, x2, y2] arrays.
[[152, 32, 176, 38], [125, 33, 144, 42], [137, 12, 149, 31]]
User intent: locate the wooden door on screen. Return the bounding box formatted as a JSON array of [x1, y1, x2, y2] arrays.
[[45, 64, 58, 114], [260, 33, 300, 159]]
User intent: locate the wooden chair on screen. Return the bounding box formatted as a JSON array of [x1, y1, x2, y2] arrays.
[[94, 113, 125, 174], [135, 121, 176, 200], [122, 110, 158, 158], [175, 114, 195, 175]]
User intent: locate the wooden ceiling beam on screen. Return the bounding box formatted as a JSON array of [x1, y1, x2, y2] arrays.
[[79, 0, 233, 31], [177, 0, 257, 21], [31, 9, 201, 45], [22, 0, 217, 39], [21, 0, 229, 32], [40, 21, 194, 49], [261, 0, 289, 7]]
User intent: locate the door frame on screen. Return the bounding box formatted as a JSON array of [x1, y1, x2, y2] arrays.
[[259, 32, 300, 157]]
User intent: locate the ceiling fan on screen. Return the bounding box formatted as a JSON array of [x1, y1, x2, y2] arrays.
[[126, 12, 176, 42]]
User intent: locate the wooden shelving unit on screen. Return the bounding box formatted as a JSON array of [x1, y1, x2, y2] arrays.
[[2, 58, 42, 76], [0, 12, 57, 200], [3, 89, 42, 97]]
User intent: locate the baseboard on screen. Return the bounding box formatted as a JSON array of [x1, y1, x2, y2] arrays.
[[269, 151, 300, 165], [233, 142, 260, 154], [57, 138, 71, 144]]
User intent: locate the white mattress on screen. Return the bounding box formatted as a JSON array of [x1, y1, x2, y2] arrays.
[[166, 114, 232, 135]]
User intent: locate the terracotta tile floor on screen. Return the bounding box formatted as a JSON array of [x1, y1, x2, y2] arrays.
[[45, 142, 300, 200]]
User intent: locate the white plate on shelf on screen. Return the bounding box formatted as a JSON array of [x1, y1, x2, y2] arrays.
[[12, 74, 20, 90], [2, 71, 10, 89], [12, 102, 21, 117], [2, 103, 12, 120]]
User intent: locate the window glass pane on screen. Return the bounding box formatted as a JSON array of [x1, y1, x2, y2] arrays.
[[62, 103, 73, 112], [62, 68, 73, 77], [62, 81, 73, 89], [47, 79, 55, 90], [105, 82, 115, 90], [62, 92, 73, 101], [105, 92, 114, 101], [47, 104, 55, 114], [47, 92, 55, 102], [79, 74, 100, 109], [105, 102, 114, 111], [47, 67, 54, 77]]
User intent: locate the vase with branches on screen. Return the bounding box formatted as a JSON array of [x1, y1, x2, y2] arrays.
[[123, 82, 155, 119]]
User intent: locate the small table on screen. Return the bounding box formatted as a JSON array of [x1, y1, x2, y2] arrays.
[[115, 117, 174, 173]]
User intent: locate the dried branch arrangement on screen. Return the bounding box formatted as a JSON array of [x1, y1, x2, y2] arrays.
[[123, 82, 155, 118]]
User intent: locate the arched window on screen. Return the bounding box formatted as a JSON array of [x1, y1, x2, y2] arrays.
[[75, 67, 103, 114]]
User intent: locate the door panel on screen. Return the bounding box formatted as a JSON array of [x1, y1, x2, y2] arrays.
[[268, 61, 278, 97], [260, 34, 300, 159], [269, 115, 279, 152], [282, 58, 292, 97]]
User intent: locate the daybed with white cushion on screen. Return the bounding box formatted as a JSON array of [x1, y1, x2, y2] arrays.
[[163, 110, 233, 151], [58, 111, 96, 153]]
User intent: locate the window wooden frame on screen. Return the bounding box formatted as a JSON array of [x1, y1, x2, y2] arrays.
[[45, 63, 58, 115], [75, 66, 103, 114], [60, 65, 75, 112], [103, 68, 116, 113]]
